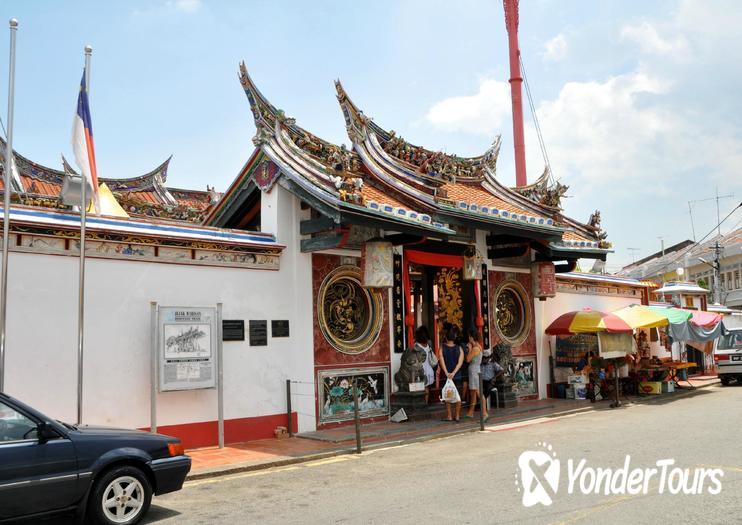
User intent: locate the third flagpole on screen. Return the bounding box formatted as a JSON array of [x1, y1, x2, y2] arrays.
[[0, 18, 18, 393], [76, 44, 92, 424]]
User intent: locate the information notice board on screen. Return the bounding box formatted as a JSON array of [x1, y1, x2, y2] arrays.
[[158, 306, 218, 391]]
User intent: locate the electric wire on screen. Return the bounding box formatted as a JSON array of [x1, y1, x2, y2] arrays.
[[651, 202, 741, 277], [520, 55, 555, 185]]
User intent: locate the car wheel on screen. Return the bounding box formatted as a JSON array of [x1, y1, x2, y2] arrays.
[[87, 465, 152, 525], [720, 376, 730, 386]]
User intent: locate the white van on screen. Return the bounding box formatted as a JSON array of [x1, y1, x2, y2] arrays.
[[715, 328, 742, 385]]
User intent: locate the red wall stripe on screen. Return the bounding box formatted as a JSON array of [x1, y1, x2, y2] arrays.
[[140, 412, 299, 450]]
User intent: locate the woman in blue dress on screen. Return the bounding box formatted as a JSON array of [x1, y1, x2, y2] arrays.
[[439, 327, 464, 421]]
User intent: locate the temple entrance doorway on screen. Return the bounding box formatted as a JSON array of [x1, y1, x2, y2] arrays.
[[402, 249, 485, 402]]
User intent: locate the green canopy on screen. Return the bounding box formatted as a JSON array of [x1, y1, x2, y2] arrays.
[[648, 305, 693, 325]]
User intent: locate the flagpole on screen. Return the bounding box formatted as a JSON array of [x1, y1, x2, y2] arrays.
[[0, 18, 18, 393], [76, 44, 92, 424]]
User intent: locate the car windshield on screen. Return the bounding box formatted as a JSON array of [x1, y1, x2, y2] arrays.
[[718, 331, 742, 350]]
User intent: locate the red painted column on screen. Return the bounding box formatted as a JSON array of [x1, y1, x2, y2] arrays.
[[504, 0, 527, 187], [402, 253, 415, 347]]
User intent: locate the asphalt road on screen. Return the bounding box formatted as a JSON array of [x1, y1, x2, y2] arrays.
[[49, 383, 742, 524]]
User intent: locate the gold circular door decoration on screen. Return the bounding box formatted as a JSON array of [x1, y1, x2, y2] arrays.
[[318, 265, 384, 354], [494, 280, 531, 346]]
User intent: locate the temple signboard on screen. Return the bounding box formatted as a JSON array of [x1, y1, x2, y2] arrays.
[[532, 262, 556, 300], [157, 306, 218, 391]]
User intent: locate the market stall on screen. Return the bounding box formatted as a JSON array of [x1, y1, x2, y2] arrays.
[[545, 308, 633, 407]]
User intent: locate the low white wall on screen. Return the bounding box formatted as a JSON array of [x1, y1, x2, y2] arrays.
[[3, 189, 316, 435]]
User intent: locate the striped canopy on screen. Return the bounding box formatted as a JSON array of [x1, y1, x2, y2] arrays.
[[545, 307, 633, 335], [612, 304, 669, 329], [648, 305, 693, 325]]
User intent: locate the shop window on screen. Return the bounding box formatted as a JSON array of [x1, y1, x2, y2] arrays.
[[494, 280, 531, 345], [317, 265, 384, 355]]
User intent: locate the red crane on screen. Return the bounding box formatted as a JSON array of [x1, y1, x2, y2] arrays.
[[503, 0, 528, 187]]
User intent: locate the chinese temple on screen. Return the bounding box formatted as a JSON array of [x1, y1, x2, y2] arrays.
[[0, 64, 614, 444], [204, 62, 612, 427]]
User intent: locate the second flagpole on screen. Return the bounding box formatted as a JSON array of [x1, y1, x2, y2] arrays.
[[0, 18, 18, 393], [76, 45, 92, 425]]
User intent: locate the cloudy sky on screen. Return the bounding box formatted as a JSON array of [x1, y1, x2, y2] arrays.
[[1, 0, 740, 270]]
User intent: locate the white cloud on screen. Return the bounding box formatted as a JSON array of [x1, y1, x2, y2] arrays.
[[620, 21, 689, 55], [168, 0, 202, 13], [543, 34, 568, 62], [425, 79, 511, 135]]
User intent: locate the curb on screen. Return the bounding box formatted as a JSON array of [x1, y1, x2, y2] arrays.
[[186, 380, 720, 481], [185, 405, 597, 481]]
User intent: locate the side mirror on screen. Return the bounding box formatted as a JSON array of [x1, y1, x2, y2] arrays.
[[37, 422, 58, 443]]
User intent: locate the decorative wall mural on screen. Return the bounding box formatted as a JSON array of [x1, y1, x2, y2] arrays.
[[435, 267, 462, 330], [494, 280, 531, 346], [513, 356, 537, 397], [317, 265, 384, 354], [317, 367, 389, 423]]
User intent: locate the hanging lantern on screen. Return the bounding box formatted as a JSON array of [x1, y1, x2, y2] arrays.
[[362, 238, 393, 288], [531, 261, 556, 300], [463, 246, 483, 280]]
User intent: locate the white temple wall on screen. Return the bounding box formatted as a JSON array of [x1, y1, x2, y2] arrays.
[[3, 191, 315, 446]]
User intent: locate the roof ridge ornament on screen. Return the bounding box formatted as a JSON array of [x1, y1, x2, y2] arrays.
[[513, 166, 568, 209], [334, 79, 368, 144]]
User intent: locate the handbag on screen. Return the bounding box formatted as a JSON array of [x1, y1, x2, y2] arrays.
[[428, 348, 439, 368]]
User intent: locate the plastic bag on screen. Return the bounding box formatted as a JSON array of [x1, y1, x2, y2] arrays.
[[441, 378, 460, 403]]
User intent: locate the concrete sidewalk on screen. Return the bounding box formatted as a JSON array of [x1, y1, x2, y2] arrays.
[[186, 375, 719, 480]]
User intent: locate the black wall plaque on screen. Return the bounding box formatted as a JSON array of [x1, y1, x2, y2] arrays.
[[272, 320, 290, 338], [249, 320, 268, 346], [222, 320, 245, 341]]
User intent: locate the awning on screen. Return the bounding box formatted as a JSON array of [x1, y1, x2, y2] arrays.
[[612, 305, 668, 329], [647, 306, 692, 325], [545, 307, 632, 335], [689, 310, 722, 329]]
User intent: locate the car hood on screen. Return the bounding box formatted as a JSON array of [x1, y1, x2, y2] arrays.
[[73, 424, 173, 440]]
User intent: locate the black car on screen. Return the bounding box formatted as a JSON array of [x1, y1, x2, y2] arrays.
[[0, 392, 191, 524]]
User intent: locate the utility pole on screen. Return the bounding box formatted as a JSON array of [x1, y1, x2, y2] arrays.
[[712, 241, 722, 305]]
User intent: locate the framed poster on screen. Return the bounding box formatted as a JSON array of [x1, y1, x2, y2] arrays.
[[317, 367, 389, 424], [513, 356, 537, 397], [158, 306, 218, 391]]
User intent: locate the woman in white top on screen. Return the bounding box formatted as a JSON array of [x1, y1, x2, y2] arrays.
[[415, 326, 436, 403]]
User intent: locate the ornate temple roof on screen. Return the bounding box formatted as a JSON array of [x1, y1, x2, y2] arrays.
[[209, 62, 455, 236], [0, 137, 216, 223], [334, 80, 609, 253], [206, 63, 610, 259]]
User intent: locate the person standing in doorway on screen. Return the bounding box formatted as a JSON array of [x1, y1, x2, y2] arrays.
[[415, 326, 436, 403], [440, 327, 464, 421], [465, 329, 487, 419]]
